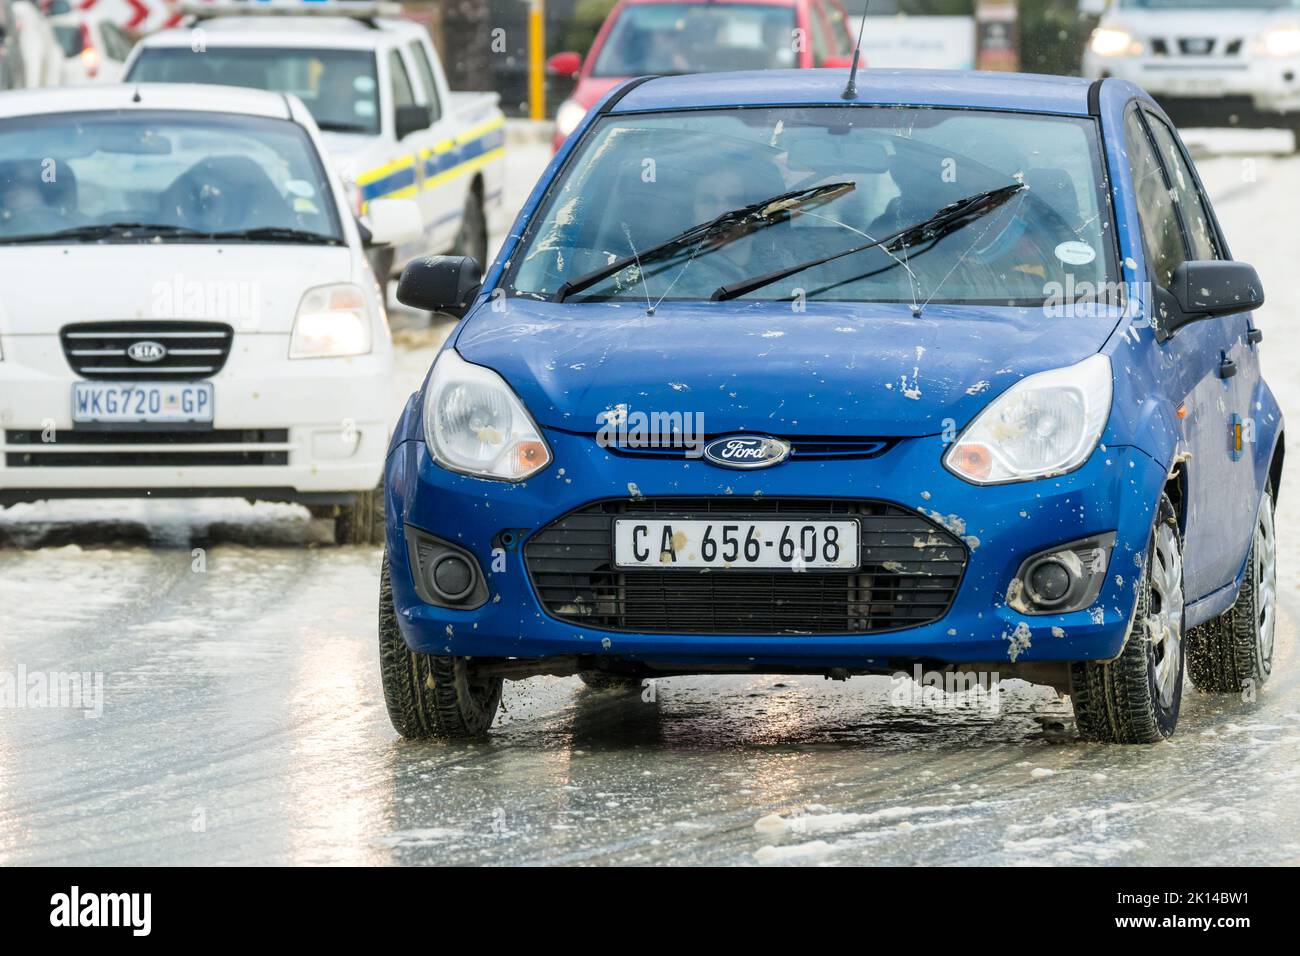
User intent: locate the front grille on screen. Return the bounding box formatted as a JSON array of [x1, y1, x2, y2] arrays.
[[524, 498, 967, 635], [3, 428, 289, 467], [1149, 36, 1242, 57], [60, 321, 234, 380], [1177, 36, 1216, 56], [606, 436, 894, 462]]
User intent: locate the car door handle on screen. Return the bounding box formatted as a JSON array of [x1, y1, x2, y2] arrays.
[[1247, 327, 1263, 345], [1219, 357, 1238, 379]]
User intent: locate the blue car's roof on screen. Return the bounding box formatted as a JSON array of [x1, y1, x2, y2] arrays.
[[610, 69, 1096, 117]]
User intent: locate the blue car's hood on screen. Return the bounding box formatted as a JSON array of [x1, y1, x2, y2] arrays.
[[454, 299, 1120, 437]]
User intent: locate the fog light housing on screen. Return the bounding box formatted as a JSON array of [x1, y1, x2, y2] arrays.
[[405, 525, 488, 608], [1008, 533, 1116, 615]]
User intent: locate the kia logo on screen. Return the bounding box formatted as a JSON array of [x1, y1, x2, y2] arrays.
[[703, 435, 791, 470], [127, 341, 167, 363]]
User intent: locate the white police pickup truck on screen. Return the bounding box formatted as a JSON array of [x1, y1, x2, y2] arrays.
[[1085, 0, 1300, 138], [124, 2, 505, 276]]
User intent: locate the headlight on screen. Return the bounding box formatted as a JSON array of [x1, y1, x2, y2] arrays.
[[289, 284, 372, 359], [422, 348, 551, 481], [555, 99, 587, 140], [1090, 26, 1141, 57], [1261, 25, 1300, 57], [944, 354, 1112, 485]]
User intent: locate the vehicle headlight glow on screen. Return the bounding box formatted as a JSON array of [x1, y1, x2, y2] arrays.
[[289, 284, 372, 359], [423, 348, 551, 481], [1262, 25, 1300, 57], [1090, 26, 1141, 57], [944, 354, 1112, 485], [555, 99, 588, 140]]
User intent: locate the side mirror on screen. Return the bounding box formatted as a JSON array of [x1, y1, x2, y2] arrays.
[[397, 255, 482, 317], [1167, 260, 1265, 332], [394, 103, 432, 141], [363, 197, 422, 248], [546, 51, 582, 77]]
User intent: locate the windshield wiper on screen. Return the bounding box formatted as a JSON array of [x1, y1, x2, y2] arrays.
[[202, 226, 341, 245], [316, 121, 373, 134], [0, 222, 342, 246], [553, 181, 855, 303], [712, 182, 1026, 302], [0, 222, 211, 244]]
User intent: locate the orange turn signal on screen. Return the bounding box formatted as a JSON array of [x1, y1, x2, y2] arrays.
[[949, 443, 993, 480]]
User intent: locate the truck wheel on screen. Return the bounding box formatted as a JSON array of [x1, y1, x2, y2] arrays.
[[379, 555, 502, 739], [368, 246, 394, 286], [452, 187, 488, 267], [578, 671, 644, 691], [1070, 493, 1184, 743], [1186, 484, 1276, 694], [335, 485, 384, 546]]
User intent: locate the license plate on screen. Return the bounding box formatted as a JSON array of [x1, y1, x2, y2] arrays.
[[72, 382, 214, 424], [613, 519, 859, 570]]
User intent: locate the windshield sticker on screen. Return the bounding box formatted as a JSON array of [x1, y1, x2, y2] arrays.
[[285, 179, 316, 198], [354, 100, 376, 118], [353, 76, 376, 93], [1055, 240, 1096, 266]]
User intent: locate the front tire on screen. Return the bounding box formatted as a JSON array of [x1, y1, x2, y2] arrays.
[[335, 485, 384, 546], [1186, 485, 1277, 694], [578, 671, 644, 691], [452, 186, 488, 267], [378, 555, 502, 739], [1070, 493, 1185, 743]]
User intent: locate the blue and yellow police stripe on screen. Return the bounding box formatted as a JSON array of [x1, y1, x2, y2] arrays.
[[356, 116, 505, 209]]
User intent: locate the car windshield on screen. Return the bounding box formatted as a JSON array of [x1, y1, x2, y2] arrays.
[[128, 47, 381, 135], [0, 110, 342, 243], [507, 106, 1119, 308], [592, 4, 800, 76]]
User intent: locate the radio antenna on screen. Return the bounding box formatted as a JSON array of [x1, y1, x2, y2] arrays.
[[842, 2, 870, 100]]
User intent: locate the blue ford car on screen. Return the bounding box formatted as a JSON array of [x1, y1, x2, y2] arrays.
[[379, 69, 1283, 744]]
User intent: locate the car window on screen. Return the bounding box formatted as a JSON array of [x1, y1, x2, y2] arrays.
[[53, 24, 84, 58], [508, 106, 1118, 307], [1144, 114, 1221, 261], [129, 47, 381, 136], [104, 23, 132, 62], [808, 4, 833, 65], [388, 49, 416, 110], [407, 41, 442, 123], [1124, 111, 1187, 288]]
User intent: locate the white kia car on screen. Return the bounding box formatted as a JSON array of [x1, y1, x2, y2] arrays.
[[0, 84, 421, 543]]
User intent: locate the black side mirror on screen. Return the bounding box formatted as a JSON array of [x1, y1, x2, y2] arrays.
[[394, 104, 432, 141], [397, 255, 482, 317], [1167, 260, 1265, 333]]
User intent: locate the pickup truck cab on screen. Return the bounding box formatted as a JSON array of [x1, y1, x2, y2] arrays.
[[1084, 0, 1300, 138], [124, 2, 505, 275]]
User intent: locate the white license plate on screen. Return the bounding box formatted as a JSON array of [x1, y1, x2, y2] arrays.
[[72, 382, 214, 424], [614, 519, 859, 570]]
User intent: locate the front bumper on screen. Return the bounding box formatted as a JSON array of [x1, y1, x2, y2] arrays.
[[1086, 52, 1300, 114], [385, 429, 1168, 669], [0, 333, 390, 501]]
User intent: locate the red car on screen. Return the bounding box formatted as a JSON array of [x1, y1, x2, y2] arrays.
[[547, 0, 857, 149]]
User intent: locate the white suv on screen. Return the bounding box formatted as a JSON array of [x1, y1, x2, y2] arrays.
[[0, 84, 421, 542], [1085, 0, 1300, 136]]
